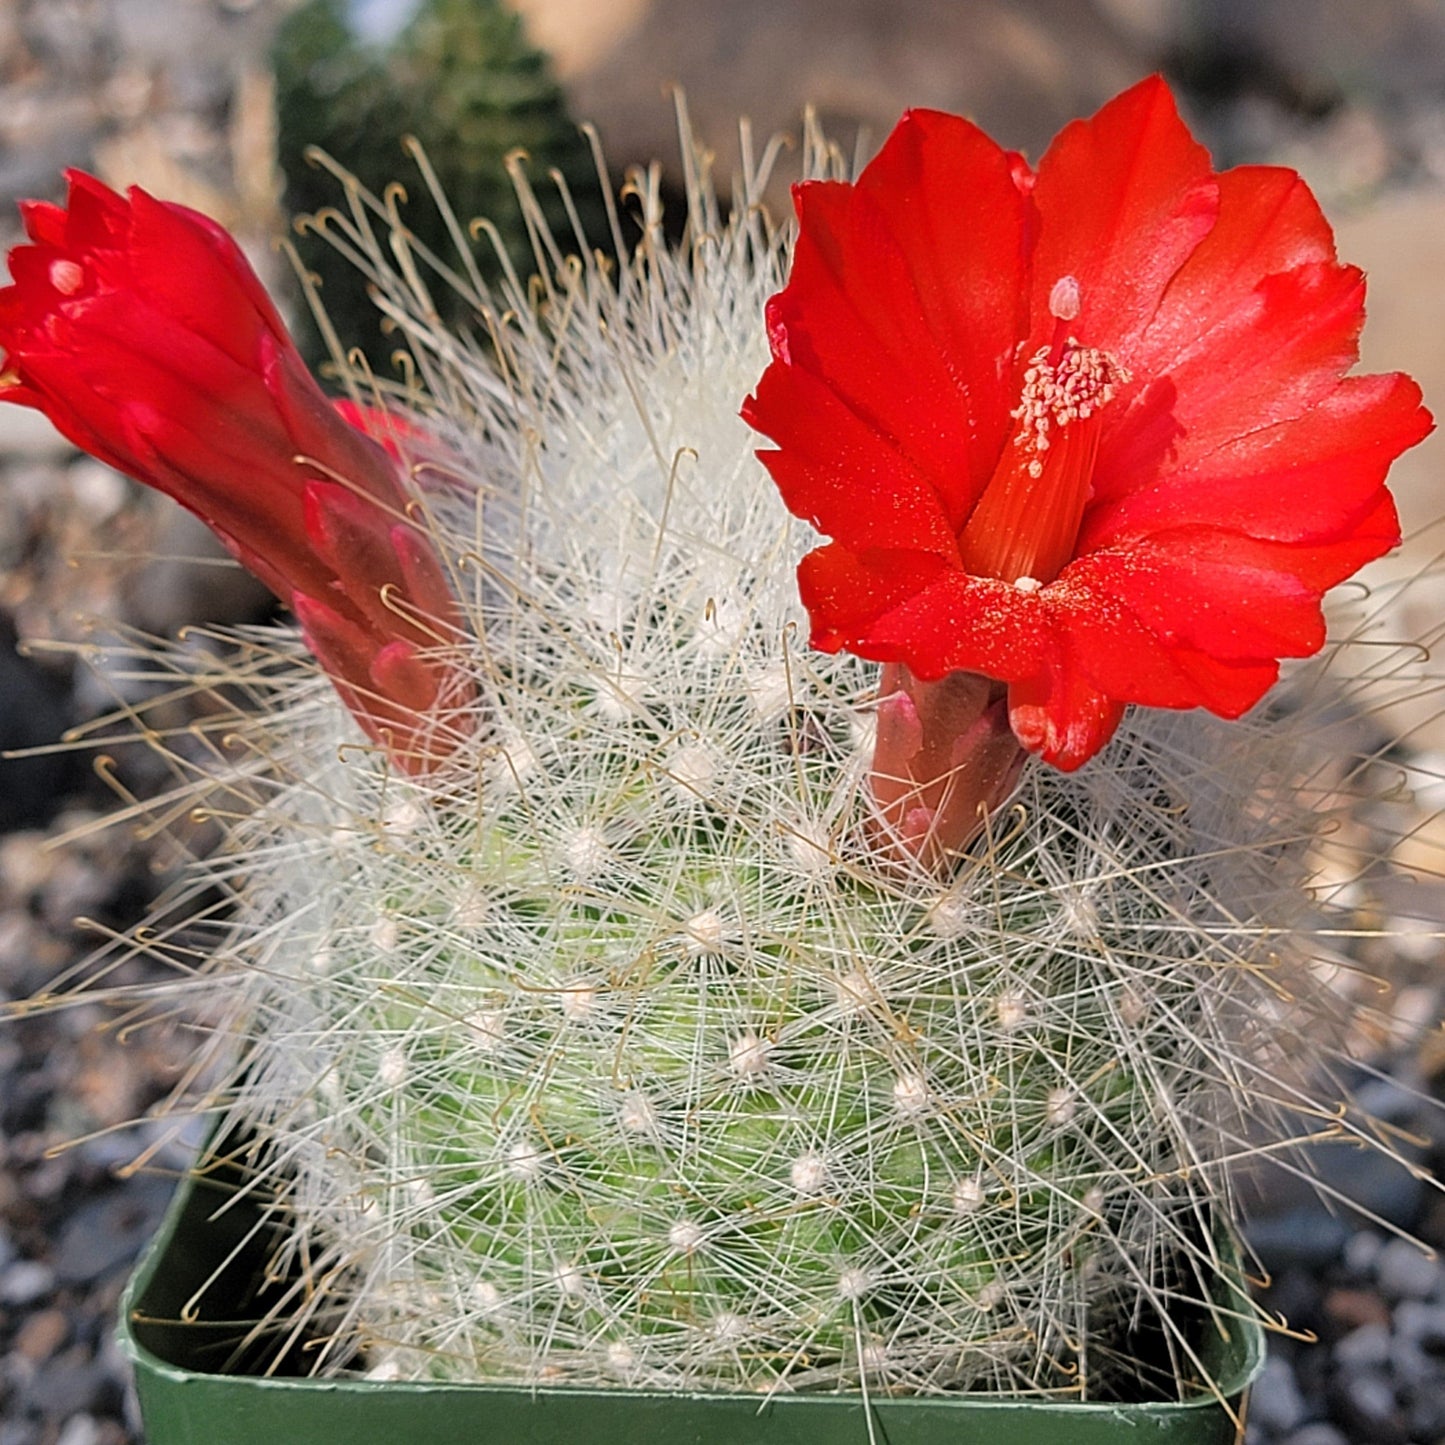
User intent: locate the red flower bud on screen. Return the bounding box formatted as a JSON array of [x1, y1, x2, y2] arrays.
[[0, 171, 474, 772]]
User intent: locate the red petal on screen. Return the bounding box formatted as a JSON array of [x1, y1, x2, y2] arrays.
[[851, 569, 1050, 682], [18, 199, 67, 246], [1149, 165, 1336, 329], [795, 543, 951, 653], [749, 111, 1028, 539], [850, 110, 1030, 515], [126, 189, 286, 370], [1071, 534, 1326, 664], [744, 361, 958, 559], [1085, 371, 1426, 551], [1152, 648, 1280, 719], [1096, 260, 1368, 503], [390, 521, 463, 636], [1028, 76, 1218, 356], [295, 594, 443, 774], [1006, 630, 1126, 770], [59, 172, 130, 249], [1040, 561, 1283, 717], [260, 333, 404, 511]]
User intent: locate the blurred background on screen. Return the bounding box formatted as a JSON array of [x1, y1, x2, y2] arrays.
[[0, 3, 1443, 1443]]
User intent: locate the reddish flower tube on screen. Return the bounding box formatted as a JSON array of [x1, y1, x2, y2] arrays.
[[744, 77, 1431, 863], [0, 171, 473, 772]]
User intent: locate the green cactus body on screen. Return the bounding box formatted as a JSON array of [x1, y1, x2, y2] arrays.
[[162, 144, 1343, 1401]]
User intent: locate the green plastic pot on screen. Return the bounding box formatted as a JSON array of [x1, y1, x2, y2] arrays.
[[121, 1154, 1262, 1445]]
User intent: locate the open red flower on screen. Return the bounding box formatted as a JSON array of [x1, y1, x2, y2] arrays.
[[0, 171, 473, 772], [743, 77, 1430, 861]]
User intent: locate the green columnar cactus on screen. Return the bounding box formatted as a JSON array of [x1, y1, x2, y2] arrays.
[[273, 0, 605, 370], [164, 145, 1353, 1400]]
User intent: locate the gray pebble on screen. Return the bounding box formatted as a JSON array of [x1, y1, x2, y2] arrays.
[[1335, 1367, 1405, 1440], [1389, 1334, 1437, 1390], [1351, 1077, 1420, 1125], [52, 1417, 101, 1445], [1375, 1236, 1441, 1300], [1249, 1354, 1308, 1434], [1333, 1320, 1392, 1370], [1408, 1387, 1445, 1439], [1342, 1230, 1384, 1278], [22, 1345, 110, 1418], [0, 1259, 56, 1307], [1279, 1426, 1347, 1445], [1246, 1209, 1350, 1272], [1394, 1297, 1445, 1346], [55, 1181, 174, 1286]]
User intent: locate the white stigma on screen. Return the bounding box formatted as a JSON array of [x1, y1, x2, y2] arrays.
[[1013, 575, 1043, 594], [1048, 274, 1082, 321]]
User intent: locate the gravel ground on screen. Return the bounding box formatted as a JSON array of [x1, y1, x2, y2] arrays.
[[1, 3, 1444, 1443]]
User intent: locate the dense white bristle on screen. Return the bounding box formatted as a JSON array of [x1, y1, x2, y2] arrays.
[[47, 112, 1445, 1406]]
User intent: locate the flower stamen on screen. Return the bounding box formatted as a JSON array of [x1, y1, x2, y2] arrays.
[[959, 335, 1129, 586]]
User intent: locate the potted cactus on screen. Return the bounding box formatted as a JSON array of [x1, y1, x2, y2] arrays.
[[0, 77, 1432, 1444]]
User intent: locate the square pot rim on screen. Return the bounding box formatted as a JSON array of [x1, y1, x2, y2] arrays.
[[120, 1142, 1265, 1430]]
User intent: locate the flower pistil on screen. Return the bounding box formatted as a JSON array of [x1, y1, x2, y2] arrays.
[[959, 279, 1129, 588]]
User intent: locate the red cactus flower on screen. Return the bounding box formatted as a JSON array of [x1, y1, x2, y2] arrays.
[[0, 171, 472, 772], [743, 77, 1431, 863]]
